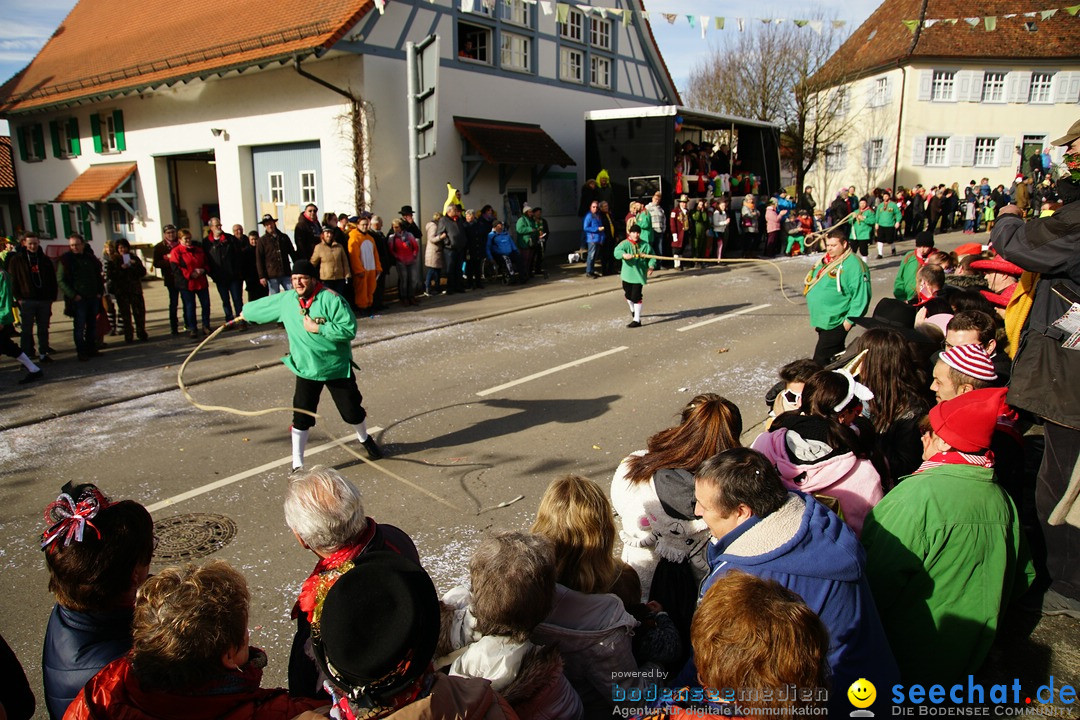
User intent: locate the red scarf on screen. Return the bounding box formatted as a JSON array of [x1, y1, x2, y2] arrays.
[[297, 282, 325, 315], [294, 519, 377, 621], [915, 450, 994, 474]]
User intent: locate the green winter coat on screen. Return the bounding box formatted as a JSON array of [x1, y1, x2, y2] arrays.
[[893, 251, 920, 301], [515, 215, 538, 249], [614, 239, 657, 284], [874, 201, 900, 227], [804, 251, 871, 331], [861, 463, 1035, 684], [242, 287, 357, 381], [635, 211, 655, 248]]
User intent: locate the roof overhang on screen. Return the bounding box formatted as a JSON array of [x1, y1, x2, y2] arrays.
[[584, 105, 780, 131], [54, 163, 137, 203], [453, 117, 576, 195]]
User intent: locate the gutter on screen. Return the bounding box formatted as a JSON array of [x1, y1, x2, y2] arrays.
[[293, 56, 355, 100]]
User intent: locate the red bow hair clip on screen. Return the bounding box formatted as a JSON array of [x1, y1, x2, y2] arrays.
[[41, 488, 110, 550]]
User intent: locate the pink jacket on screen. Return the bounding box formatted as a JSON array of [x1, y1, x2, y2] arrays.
[[766, 206, 784, 233], [751, 428, 883, 537]]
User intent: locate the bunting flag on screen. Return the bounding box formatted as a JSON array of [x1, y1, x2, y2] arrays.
[[737, 17, 745, 31], [1003, 13, 1017, 17], [686, 14, 696, 28], [700, 15, 709, 38], [924, 18, 939, 26], [832, 20, 846, 27], [462, 0, 474, 12], [622, 8, 632, 26], [556, 2, 568, 22], [1023, 11, 1038, 16], [984, 16, 997, 29], [540, 0, 552, 14], [808, 19, 822, 33], [374, 0, 386, 12], [1067, 4, 1080, 15], [793, 19, 808, 27], [902, 19, 919, 32], [964, 17, 980, 25], [715, 17, 725, 29], [663, 12, 677, 24], [1042, 8, 1058, 18]]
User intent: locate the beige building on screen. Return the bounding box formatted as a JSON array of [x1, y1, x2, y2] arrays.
[[808, 0, 1080, 199]]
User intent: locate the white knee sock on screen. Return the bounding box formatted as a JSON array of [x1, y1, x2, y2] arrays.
[[876, 241, 884, 257], [673, 255, 681, 268], [291, 427, 308, 470], [626, 299, 634, 313], [633, 303, 642, 322], [353, 420, 369, 442], [16, 353, 40, 373]]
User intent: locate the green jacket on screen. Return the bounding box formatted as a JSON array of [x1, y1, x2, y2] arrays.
[[875, 201, 900, 227], [862, 463, 1035, 684], [635, 212, 655, 248], [242, 287, 357, 381], [893, 251, 920, 301], [515, 215, 538, 249], [849, 210, 874, 240], [805, 252, 871, 331], [0, 269, 13, 326], [613, 239, 657, 284]]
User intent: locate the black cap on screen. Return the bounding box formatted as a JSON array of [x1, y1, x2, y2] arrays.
[[292, 259, 317, 278]]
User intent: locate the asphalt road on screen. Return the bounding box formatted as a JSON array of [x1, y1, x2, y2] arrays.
[[2, 243, 1077, 718]]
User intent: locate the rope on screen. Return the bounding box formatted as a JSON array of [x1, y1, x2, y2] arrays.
[[176, 324, 522, 515]]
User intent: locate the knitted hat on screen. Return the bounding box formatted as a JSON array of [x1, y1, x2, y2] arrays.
[[970, 257, 1024, 277], [929, 387, 1008, 452], [940, 343, 998, 382], [312, 552, 439, 702], [292, 260, 317, 278]]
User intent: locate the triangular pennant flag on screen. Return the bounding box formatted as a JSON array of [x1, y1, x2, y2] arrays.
[[595, 7, 608, 19], [686, 15, 696, 28], [540, 0, 552, 15], [964, 17, 979, 25], [700, 16, 709, 38], [1003, 13, 1017, 17], [482, 0, 495, 10], [793, 19, 808, 26], [715, 16, 725, 29], [1041, 8, 1058, 19], [623, 8, 632, 26], [737, 17, 745, 31], [641, 10, 649, 20], [556, 2, 569, 23], [902, 19, 919, 32], [1023, 11, 1038, 17], [775, 18, 786, 24], [943, 18, 958, 24], [1066, 5, 1080, 15], [373, 0, 385, 12], [462, 0, 474, 12], [832, 20, 845, 27], [761, 18, 772, 24], [663, 13, 677, 24], [808, 19, 822, 33], [984, 16, 997, 30], [924, 18, 938, 27]]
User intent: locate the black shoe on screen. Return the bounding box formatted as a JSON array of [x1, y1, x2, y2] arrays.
[[189, 329, 200, 339], [78, 353, 90, 362], [362, 436, 383, 460], [19, 370, 44, 384], [138, 333, 150, 342], [627, 320, 641, 328], [38, 355, 53, 364]]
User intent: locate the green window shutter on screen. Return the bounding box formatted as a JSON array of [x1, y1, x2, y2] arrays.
[[91, 114, 103, 153], [61, 204, 72, 236], [32, 124, 46, 159], [80, 205, 93, 238], [113, 110, 126, 151], [45, 205, 57, 239], [68, 117, 81, 156], [16, 126, 29, 162], [29, 205, 40, 233], [49, 120, 62, 158]]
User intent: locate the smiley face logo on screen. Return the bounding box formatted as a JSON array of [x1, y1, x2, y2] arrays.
[[848, 678, 877, 709]]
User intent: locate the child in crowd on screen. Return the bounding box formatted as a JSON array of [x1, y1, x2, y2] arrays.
[[613, 224, 657, 328]]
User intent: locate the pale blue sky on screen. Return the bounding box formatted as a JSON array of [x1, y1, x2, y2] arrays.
[[0, 0, 880, 132]]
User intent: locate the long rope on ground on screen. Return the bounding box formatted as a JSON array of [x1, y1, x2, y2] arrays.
[[175, 325, 505, 514]]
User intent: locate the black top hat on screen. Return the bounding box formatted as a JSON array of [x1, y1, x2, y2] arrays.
[[399, 205, 414, 215], [312, 553, 439, 702], [259, 214, 277, 225]]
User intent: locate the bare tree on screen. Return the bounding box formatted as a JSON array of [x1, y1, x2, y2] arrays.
[[684, 18, 853, 195]]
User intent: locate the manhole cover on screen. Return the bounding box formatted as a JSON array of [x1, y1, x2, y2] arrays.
[[153, 513, 237, 562]]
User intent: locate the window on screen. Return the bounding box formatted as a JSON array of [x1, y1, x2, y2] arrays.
[[300, 172, 317, 205], [590, 55, 611, 89], [269, 173, 284, 204], [872, 78, 889, 107], [981, 72, 1006, 102], [974, 137, 999, 167], [50, 117, 81, 158], [835, 87, 850, 116], [91, 110, 126, 153], [29, 204, 57, 239], [111, 207, 133, 236], [1029, 72, 1054, 103], [560, 47, 584, 83], [16, 123, 46, 162], [590, 16, 612, 50], [559, 8, 584, 42], [500, 32, 530, 72], [60, 203, 93, 238], [458, 21, 491, 63], [500, 0, 530, 27], [931, 71, 956, 102], [925, 136, 948, 166], [825, 143, 846, 171], [868, 138, 885, 168]]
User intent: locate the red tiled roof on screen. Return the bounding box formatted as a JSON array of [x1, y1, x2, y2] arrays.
[[0, 137, 14, 189], [454, 117, 576, 166], [814, 0, 1080, 87], [54, 163, 137, 202], [0, 0, 373, 114]]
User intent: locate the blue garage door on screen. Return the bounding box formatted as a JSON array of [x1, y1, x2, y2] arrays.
[[251, 141, 322, 220]]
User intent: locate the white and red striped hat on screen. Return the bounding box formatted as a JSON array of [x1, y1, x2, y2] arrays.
[[940, 343, 998, 382]]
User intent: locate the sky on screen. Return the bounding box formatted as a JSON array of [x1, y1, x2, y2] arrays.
[[0, 0, 881, 133]]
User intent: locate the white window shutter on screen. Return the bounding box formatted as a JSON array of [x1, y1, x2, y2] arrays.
[[862, 141, 871, 166], [1054, 71, 1071, 103], [911, 136, 927, 166], [947, 137, 963, 167], [918, 70, 933, 101], [999, 137, 1015, 168], [962, 136, 976, 166], [885, 78, 893, 105], [957, 70, 973, 102], [1016, 73, 1032, 103], [1005, 72, 1021, 103], [1069, 73, 1080, 103]]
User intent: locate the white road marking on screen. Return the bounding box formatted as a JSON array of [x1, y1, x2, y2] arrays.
[[476, 346, 629, 397], [145, 428, 381, 514], [676, 303, 772, 333]]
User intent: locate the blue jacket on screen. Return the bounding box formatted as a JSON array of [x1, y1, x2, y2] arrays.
[[42, 604, 133, 719], [486, 229, 517, 260], [583, 213, 604, 245], [700, 493, 899, 717]]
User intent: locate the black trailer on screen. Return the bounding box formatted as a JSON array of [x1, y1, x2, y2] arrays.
[[584, 105, 781, 219]]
